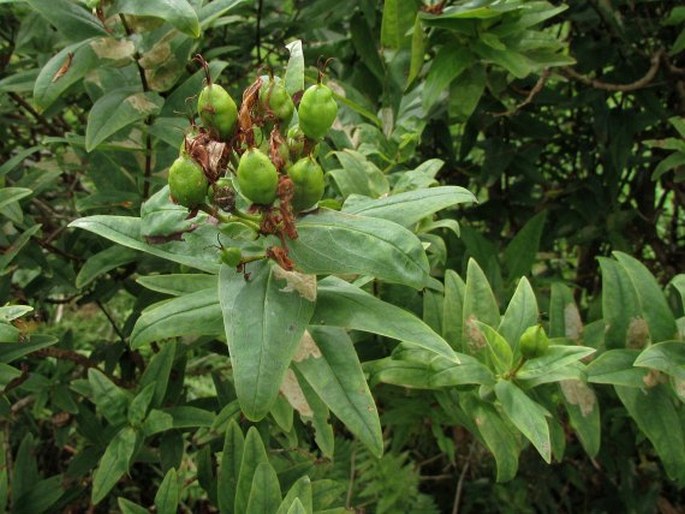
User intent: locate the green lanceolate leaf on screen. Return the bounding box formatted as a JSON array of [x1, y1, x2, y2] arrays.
[[130, 289, 223, 348], [285, 39, 304, 96], [502, 212, 546, 280], [495, 380, 551, 463], [0, 224, 41, 272], [12, 475, 63, 514], [137, 273, 217, 296], [634, 341, 685, 380], [407, 15, 426, 87], [199, 0, 248, 28], [428, 351, 496, 388], [91, 426, 138, 505], [288, 209, 430, 289], [26, 0, 109, 40], [286, 499, 307, 514], [155, 467, 181, 514], [139, 341, 176, 408], [442, 269, 466, 349], [118, 498, 150, 514], [114, 0, 200, 37], [219, 261, 315, 420], [559, 380, 600, 458], [381, 0, 416, 49], [69, 215, 220, 273], [548, 282, 582, 341], [217, 420, 245, 514], [471, 321, 514, 374], [342, 186, 475, 228], [515, 345, 596, 382], [314, 276, 458, 361], [463, 259, 501, 346], [498, 277, 538, 351], [85, 88, 164, 151], [34, 40, 99, 111], [12, 434, 37, 501], [276, 476, 313, 514], [293, 327, 383, 457], [615, 385, 685, 483], [246, 462, 282, 514], [423, 44, 472, 111], [585, 349, 648, 387], [294, 368, 335, 457], [0, 323, 19, 343], [88, 368, 130, 427], [613, 252, 678, 343], [598, 257, 643, 349], [234, 427, 269, 514], [0, 334, 58, 362], [0, 187, 31, 211], [329, 150, 389, 198], [76, 245, 139, 288], [460, 394, 519, 482]]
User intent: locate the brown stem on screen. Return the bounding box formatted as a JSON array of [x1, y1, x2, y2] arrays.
[[493, 68, 551, 117], [8, 93, 63, 136], [562, 49, 664, 92]]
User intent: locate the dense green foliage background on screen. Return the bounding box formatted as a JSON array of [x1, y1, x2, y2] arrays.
[[0, 0, 684, 512]]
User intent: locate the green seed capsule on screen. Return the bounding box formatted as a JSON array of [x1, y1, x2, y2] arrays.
[[259, 77, 295, 126], [287, 156, 325, 212], [220, 246, 242, 267], [519, 325, 550, 359], [237, 148, 279, 205], [297, 83, 337, 140], [197, 83, 238, 141], [168, 155, 208, 209]]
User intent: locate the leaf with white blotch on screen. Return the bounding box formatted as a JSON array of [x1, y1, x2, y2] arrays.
[[0, 188, 31, 211], [86, 88, 163, 151], [26, 0, 108, 41], [69, 215, 220, 273], [287, 209, 430, 290], [342, 186, 475, 228], [495, 380, 551, 463], [113, 0, 200, 37], [313, 276, 458, 361], [285, 40, 304, 96], [219, 261, 315, 421], [130, 289, 223, 348], [91, 427, 137, 505], [634, 341, 685, 380], [293, 327, 383, 457]]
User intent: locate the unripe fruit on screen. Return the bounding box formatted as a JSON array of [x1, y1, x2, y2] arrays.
[[168, 155, 208, 209], [220, 246, 242, 267], [197, 83, 238, 141], [237, 148, 279, 205], [519, 325, 550, 359], [287, 156, 325, 212], [259, 78, 294, 126], [297, 83, 337, 140]]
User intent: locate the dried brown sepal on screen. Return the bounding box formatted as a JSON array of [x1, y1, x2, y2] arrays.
[[269, 126, 287, 172], [267, 246, 294, 271], [277, 175, 298, 240], [184, 131, 211, 177], [421, 1, 446, 14], [193, 54, 212, 86], [259, 205, 280, 236], [238, 77, 263, 148], [205, 140, 227, 183]]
